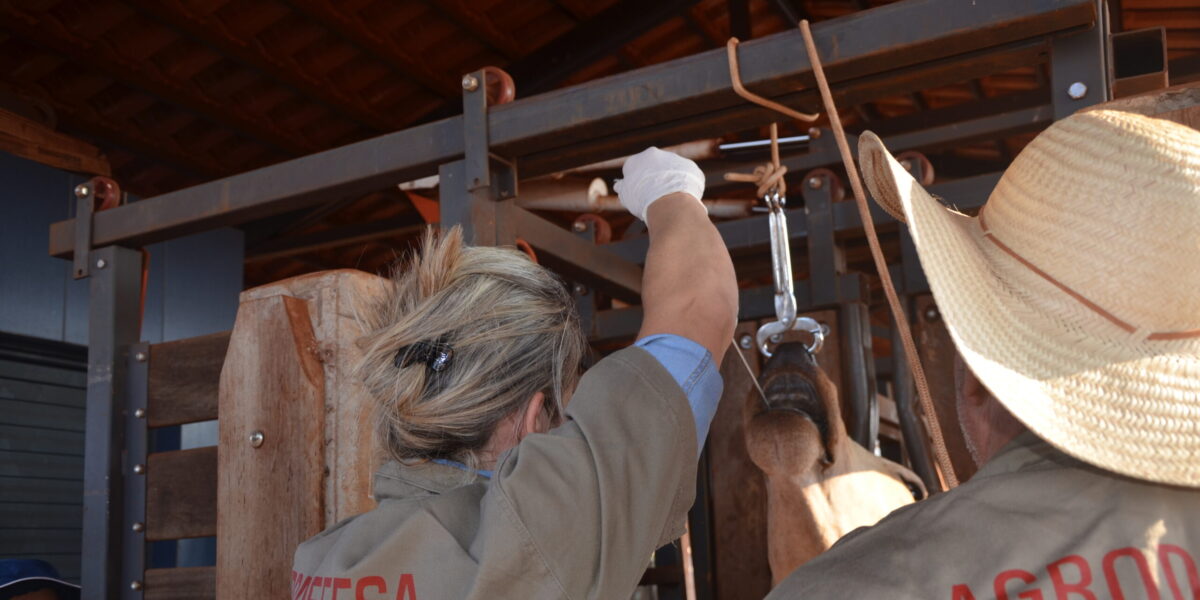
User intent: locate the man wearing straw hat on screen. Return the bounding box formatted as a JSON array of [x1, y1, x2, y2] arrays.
[[766, 108, 1200, 599]]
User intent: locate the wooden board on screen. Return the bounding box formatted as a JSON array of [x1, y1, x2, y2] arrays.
[[0, 107, 110, 176], [707, 321, 771, 600], [146, 446, 217, 541], [145, 567, 215, 600], [914, 295, 978, 482], [239, 269, 387, 525], [148, 331, 230, 427], [217, 294, 325, 600]]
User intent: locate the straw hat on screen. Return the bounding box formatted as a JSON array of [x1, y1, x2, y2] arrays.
[[858, 109, 1200, 487]]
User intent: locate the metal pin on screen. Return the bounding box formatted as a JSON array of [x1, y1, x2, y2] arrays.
[[572, 221, 587, 232], [572, 283, 588, 296], [135, 351, 147, 362], [132, 522, 144, 532], [130, 581, 143, 591], [134, 408, 146, 419], [74, 184, 90, 198], [807, 176, 823, 190], [1067, 82, 1088, 100], [132, 464, 145, 474], [739, 334, 753, 349], [96, 259, 107, 269], [461, 74, 479, 92], [249, 431, 265, 448], [924, 306, 940, 322]]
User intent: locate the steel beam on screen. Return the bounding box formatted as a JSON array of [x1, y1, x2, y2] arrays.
[[49, 0, 1095, 259], [512, 207, 643, 304], [81, 246, 143, 599], [608, 173, 1001, 264]]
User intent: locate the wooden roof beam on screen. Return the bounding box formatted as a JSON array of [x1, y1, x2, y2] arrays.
[[0, 2, 318, 156], [123, 0, 398, 133], [427, 0, 525, 60], [283, 0, 461, 101]]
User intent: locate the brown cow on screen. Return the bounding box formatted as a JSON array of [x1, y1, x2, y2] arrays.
[[743, 342, 926, 584]]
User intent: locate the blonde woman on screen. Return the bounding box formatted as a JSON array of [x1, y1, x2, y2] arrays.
[[292, 147, 737, 599]]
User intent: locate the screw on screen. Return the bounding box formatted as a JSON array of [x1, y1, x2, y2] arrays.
[[249, 431, 265, 448], [924, 306, 940, 322], [133, 408, 145, 419], [738, 334, 753, 349], [135, 351, 147, 362], [74, 184, 90, 198], [132, 463, 145, 474], [807, 176, 823, 190], [807, 127, 822, 139], [461, 74, 479, 92], [769, 333, 783, 344], [132, 522, 144, 532], [95, 258, 107, 269], [130, 581, 143, 591], [820, 322, 831, 336], [572, 221, 587, 232], [1067, 81, 1088, 100], [572, 283, 588, 296]]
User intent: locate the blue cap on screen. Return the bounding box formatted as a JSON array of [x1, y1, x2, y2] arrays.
[[0, 559, 80, 599]]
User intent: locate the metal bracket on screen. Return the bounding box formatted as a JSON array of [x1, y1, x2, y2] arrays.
[[73, 182, 94, 280], [449, 68, 519, 246], [122, 343, 150, 599], [1050, 0, 1112, 119]]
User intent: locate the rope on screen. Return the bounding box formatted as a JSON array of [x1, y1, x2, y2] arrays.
[[797, 19, 958, 489], [724, 124, 789, 197]]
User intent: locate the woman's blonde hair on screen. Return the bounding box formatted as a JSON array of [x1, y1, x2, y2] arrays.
[[357, 226, 587, 470]]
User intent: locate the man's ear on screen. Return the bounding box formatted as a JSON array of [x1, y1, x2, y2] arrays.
[[520, 391, 548, 440]]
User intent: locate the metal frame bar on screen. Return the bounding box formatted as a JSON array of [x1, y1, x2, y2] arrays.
[[48, 0, 1096, 259], [123, 343, 150, 599], [81, 246, 143, 599]]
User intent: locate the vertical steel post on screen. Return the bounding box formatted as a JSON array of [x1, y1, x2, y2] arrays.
[[803, 173, 838, 308], [442, 69, 517, 246], [81, 245, 143, 599], [122, 342, 150, 599], [886, 288, 939, 493], [1050, 0, 1111, 119], [839, 299, 878, 450]]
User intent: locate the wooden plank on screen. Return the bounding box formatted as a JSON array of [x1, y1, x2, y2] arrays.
[[0, 107, 111, 176], [0, 398, 85, 430], [0, 503, 82, 529], [238, 270, 386, 525], [0, 476, 81, 503], [0, 451, 83, 480], [146, 447, 217, 541], [914, 295, 978, 482], [145, 567, 215, 600], [217, 294, 325, 600], [0, 528, 82, 554], [147, 331, 230, 427], [708, 321, 771, 600], [0, 378, 85, 408]]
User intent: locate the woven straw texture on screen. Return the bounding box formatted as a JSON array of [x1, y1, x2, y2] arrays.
[[858, 110, 1200, 487]]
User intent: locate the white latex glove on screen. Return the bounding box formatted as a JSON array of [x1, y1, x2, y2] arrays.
[[613, 147, 705, 221]]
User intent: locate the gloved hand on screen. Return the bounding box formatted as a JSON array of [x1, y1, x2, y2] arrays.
[[613, 147, 705, 221]]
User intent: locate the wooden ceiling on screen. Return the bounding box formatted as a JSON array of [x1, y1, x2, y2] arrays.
[[0, 0, 1196, 287]]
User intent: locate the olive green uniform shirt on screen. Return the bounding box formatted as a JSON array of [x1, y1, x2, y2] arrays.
[[292, 346, 697, 599], [767, 431, 1200, 599]]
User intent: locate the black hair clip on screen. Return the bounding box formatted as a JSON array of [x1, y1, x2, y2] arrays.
[[394, 340, 454, 373]]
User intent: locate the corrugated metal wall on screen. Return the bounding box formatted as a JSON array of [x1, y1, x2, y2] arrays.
[[0, 333, 87, 582]]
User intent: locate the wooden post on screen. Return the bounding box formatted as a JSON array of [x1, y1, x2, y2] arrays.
[[217, 269, 388, 599]]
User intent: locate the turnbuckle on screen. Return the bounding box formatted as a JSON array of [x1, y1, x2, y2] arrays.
[[755, 191, 824, 356]]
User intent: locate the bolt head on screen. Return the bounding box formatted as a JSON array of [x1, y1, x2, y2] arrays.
[[74, 184, 90, 198], [738, 334, 753, 349], [924, 306, 940, 322], [132, 522, 145, 532], [135, 351, 147, 362], [572, 283, 588, 296], [130, 581, 143, 591], [133, 408, 146, 419], [461, 74, 479, 92], [572, 221, 587, 232], [95, 258, 107, 269], [132, 464, 145, 474], [769, 333, 783, 344], [249, 431, 265, 448], [1067, 81, 1088, 100], [807, 127, 822, 139], [807, 176, 823, 190]]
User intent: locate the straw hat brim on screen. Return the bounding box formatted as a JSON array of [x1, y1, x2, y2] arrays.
[[858, 131, 1200, 487]]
